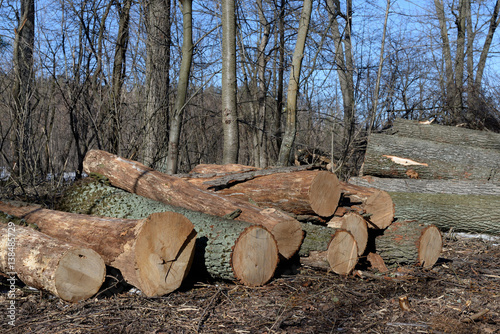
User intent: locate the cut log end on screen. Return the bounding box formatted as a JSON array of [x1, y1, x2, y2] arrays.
[[55, 248, 106, 302], [131, 212, 197, 297], [327, 230, 358, 275], [309, 171, 342, 217], [264, 210, 304, 260], [341, 212, 368, 256], [418, 225, 442, 268], [365, 189, 395, 229], [231, 226, 279, 286]]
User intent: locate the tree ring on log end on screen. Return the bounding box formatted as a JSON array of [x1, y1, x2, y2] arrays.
[[55, 248, 106, 303], [309, 171, 342, 217], [134, 212, 197, 296], [364, 189, 395, 229], [231, 225, 279, 286], [327, 230, 358, 275], [418, 225, 442, 268]]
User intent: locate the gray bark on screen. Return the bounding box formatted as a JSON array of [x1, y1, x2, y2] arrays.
[[277, 0, 313, 165], [475, 0, 500, 87], [222, 0, 239, 164]]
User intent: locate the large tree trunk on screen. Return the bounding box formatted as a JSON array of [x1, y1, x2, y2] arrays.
[[0, 222, 105, 302], [83, 150, 303, 259], [388, 192, 500, 235], [361, 133, 500, 182], [185, 169, 342, 217], [0, 202, 196, 297], [58, 179, 279, 286], [277, 0, 313, 165], [389, 118, 500, 150], [376, 220, 442, 269], [221, 0, 239, 164], [349, 175, 500, 196]]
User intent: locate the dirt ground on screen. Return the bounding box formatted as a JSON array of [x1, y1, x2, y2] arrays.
[[1, 231, 499, 334]]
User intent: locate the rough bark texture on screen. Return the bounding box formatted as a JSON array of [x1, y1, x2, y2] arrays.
[[186, 169, 341, 217], [361, 133, 500, 182], [338, 182, 395, 229], [58, 179, 279, 286], [0, 222, 105, 302], [0, 202, 196, 297], [389, 192, 500, 235], [389, 118, 500, 150], [349, 175, 500, 196], [83, 150, 302, 259], [376, 220, 442, 268]]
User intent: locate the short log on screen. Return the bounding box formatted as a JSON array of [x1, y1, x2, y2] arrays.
[[0, 222, 105, 302], [83, 150, 302, 259], [376, 220, 442, 268], [0, 202, 196, 297], [58, 179, 279, 286]]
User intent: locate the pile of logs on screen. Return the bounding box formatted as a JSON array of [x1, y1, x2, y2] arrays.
[[0, 145, 445, 302], [351, 118, 500, 235]]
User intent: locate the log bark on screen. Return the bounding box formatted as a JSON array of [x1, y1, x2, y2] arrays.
[[361, 133, 500, 182], [349, 175, 500, 196], [58, 179, 279, 286], [338, 182, 395, 229], [389, 118, 500, 151], [376, 220, 442, 268], [300, 224, 358, 275], [185, 169, 341, 217], [389, 192, 500, 235], [0, 221, 105, 302], [0, 201, 196, 297], [83, 150, 302, 259]]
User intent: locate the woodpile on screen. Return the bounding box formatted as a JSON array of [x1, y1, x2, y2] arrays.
[[0, 143, 448, 301], [351, 118, 500, 235]]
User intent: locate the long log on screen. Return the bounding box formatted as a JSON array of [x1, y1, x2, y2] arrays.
[[349, 175, 500, 196], [0, 222, 105, 302], [389, 118, 500, 151], [185, 169, 341, 217], [83, 150, 302, 259], [0, 202, 196, 297], [376, 220, 442, 268], [58, 179, 279, 286], [361, 133, 500, 182], [389, 192, 500, 235]]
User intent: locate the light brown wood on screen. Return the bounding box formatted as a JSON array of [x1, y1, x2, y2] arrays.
[[190, 163, 260, 174], [0, 223, 105, 302], [338, 182, 395, 229], [327, 230, 358, 275], [0, 201, 196, 297], [340, 212, 368, 256], [185, 170, 341, 217], [376, 220, 442, 268], [83, 149, 303, 259]]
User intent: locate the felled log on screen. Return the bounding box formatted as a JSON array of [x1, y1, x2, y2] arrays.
[[389, 118, 500, 151], [361, 133, 500, 182], [58, 179, 279, 286], [389, 192, 500, 235], [327, 212, 368, 256], [83, 150, 302, 259], [0, 201, 196, 297], [376, 220, 442, 268], [337, 182, 394, 230], [0, 221, 105, 302], [184, 168, 341, 217], [349, 175, 500, 196], [300, 223, 358, 275]]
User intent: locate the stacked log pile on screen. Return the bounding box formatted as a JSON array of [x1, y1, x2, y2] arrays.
[[351, 118, 500, 235]]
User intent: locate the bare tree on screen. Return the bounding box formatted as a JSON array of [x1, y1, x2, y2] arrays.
[[164, 0, 193, 174], [277, 0, 313, 166]]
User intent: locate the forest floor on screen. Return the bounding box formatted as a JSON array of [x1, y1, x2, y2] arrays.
[[1, 230, 499, 334]]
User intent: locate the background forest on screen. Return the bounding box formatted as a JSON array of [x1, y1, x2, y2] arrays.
[[1, 0, 499, 195]]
